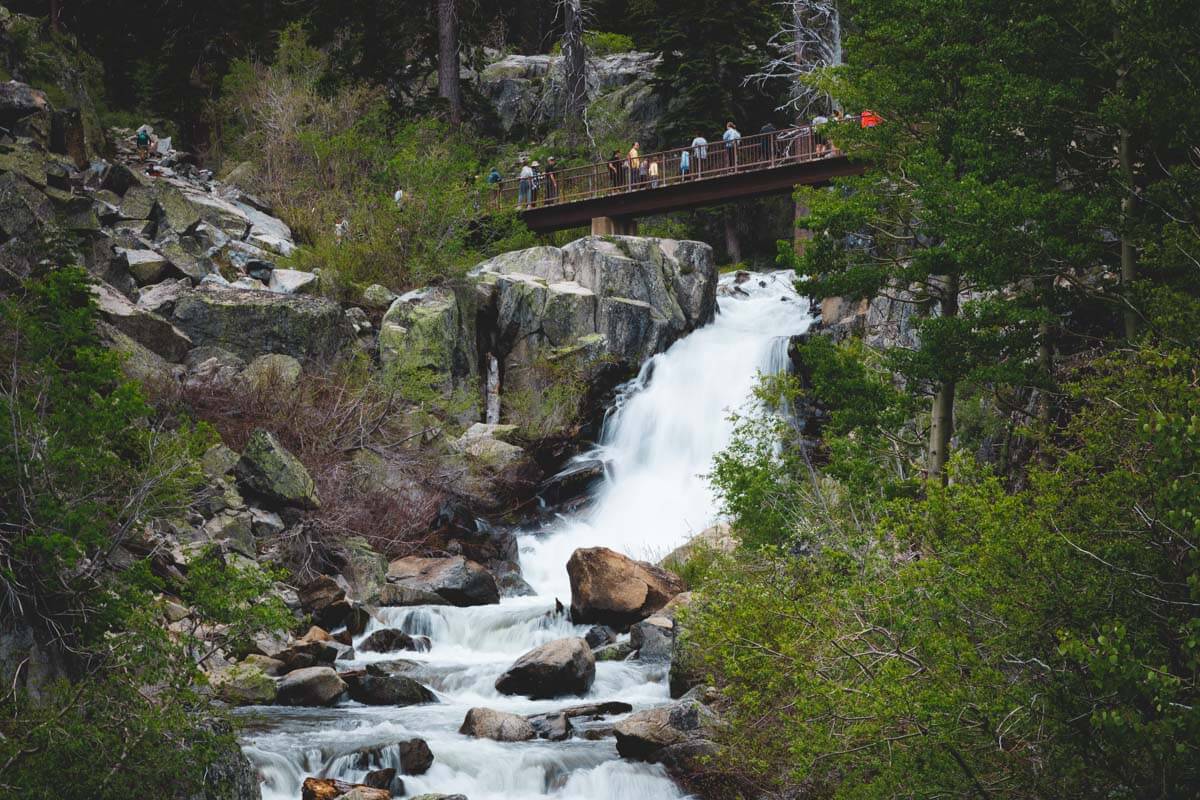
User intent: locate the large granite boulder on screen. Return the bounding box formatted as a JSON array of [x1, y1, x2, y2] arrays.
[[385, 555, 499, 607], [378, 286, 480, 416], [172, 286, 349, 363], [567, 547, 686, 628], [276, 666, 346, 706], [342, 670, 436, 706], [208, 662, 277, 706], [91, 281, 193, 362], [458, 707, 535, 742], [494, 637, 595, 698], [234, 429, 319, 509], [613, 699, 717, 760]]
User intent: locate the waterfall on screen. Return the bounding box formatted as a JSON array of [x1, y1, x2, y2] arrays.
[[239, 270, 811, 800]]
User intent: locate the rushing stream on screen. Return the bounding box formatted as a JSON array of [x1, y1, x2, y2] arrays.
[[238, 270, 812, 800]]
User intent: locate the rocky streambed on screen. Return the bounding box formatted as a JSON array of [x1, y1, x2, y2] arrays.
[[231, 270, 812, 800]]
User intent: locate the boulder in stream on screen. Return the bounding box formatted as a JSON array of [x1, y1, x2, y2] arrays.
[[276, 666, 346, 707], [342, 670, 436, 706], [613, 699, 718, 761], [301, 777, 390, 800], [459, 706, 536, 741], [494, 636, 595, 699], [385, 555, 500, 606], [358, 628, 430, 654], [567, 546, 685, 628]]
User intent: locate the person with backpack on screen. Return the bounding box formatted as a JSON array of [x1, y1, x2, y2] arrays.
[[530, 160, 542, 206], [135, 126, 153, 162], [517, 160, 534, 208], [722, 121, 742, 169]]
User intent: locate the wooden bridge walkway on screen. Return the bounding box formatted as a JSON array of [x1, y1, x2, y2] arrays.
[[493, 118, 869, 234]]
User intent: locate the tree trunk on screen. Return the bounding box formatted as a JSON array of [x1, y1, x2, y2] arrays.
[[1118, 122, 1137, 339], [563, 1, 587, 116], [437, 0, 463, 125], [724, 208, 742, 264], [927, 274, 959, 481], [49, 0, 61, 33]]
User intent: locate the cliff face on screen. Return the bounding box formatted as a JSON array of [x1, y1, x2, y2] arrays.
[[478, 51, 663, 146]]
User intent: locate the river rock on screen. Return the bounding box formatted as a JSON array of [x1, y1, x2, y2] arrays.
[[613, 700, 717, 761], [410, 795, 468, 800], [301, 777, 389, 800], [393, 738, 435, 775], [276, 666, 346, 706], [630, 615, 674, 662], [234, 428, 319, 509], [386, 556, 499, 607], [459, 707, 535, 742], [567, 547, 685, 628], [363, 768, 398, 793], [172, 286, 349, 363], [208, 662, 276, 705], [584, 625, 617, 649], [298, 575, 347, 623], [358, 628, 430, 654], [342, 671, 436, 706], [526, 711, 572, 741], [494, 637, 595, 698]]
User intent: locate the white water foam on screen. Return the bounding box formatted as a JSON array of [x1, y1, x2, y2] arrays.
[[239, 269, 811, 800]]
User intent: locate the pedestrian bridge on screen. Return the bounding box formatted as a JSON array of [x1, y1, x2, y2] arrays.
[[493, 119, 868, 235]]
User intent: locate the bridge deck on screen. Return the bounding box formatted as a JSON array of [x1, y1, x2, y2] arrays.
[[493, 121, 867, 233]]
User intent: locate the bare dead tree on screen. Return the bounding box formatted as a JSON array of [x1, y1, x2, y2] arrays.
[[437, 0, 464, 125], [557, 0, 593, 147], [751, 0, 843, 119]]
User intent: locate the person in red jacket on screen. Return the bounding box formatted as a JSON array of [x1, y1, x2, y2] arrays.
[[861, 109, 882, 128]]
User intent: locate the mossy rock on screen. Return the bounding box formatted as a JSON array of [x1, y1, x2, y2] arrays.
[[234, 429, 319, 510]]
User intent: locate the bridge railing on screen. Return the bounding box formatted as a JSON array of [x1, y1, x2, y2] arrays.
[[491, 116, 864, 213]]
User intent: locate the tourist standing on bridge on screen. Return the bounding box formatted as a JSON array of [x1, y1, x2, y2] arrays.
[[648, 156, 660, 188], [723, 121, 741, 169], [628, 142, 641, 189], [517, 160, 534, 208], [530, 160, 542, 206], [607, 150, 622, 192], [812, 112, 830, 156], [691, 134, 708, 178], [544, 156, 560, 204], [759, 121, 777, 162], [679, 147, 691, 180]]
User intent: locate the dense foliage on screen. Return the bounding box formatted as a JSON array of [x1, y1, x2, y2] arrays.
[[685, 0, 1200, 797], [0, 267, 290, 798]]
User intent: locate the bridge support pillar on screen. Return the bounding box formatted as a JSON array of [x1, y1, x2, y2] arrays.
[[591, 215, 638, 236]]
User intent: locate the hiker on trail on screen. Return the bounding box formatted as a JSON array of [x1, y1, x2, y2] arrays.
[[393, 187, 406, 206], [691, 134, 708, 177], [518, 160, 534, 208], [679, 146, 691, 180], [487, 167, 502, 185], [723, 121, 742, 168], [544, 156, 560, 204], [607, 150, 622, 191], [135, 126, 153, 161], [627, 142, 640, 189], [861, 108, 881, 128], [335, 218, 349, 243]]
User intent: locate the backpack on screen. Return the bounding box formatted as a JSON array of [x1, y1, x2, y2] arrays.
[[136, 131, 150, 146]]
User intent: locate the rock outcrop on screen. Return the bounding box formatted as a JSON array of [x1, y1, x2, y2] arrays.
[[301, 778, 389, 800], [342, 670, 436, 706], [479, 51, 663, 144], [613, 698, 717, 761], [494, 637, 596, 698], [173, 287, 348, 363], [567, 547, 686, 628]]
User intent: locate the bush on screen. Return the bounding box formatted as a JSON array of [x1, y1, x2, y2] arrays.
[[551, 30, 637, 57], [687, 339, 1200, 798]]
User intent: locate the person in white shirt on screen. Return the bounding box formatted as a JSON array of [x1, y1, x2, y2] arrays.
[[518, 162, 534, 208], [690, 134, 708, 177], [722, 121, 742, 169]]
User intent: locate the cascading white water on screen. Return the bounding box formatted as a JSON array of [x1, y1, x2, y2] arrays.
[[238, 270, 811, 800]]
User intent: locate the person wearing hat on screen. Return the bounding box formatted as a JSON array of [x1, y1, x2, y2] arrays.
[[544, 156, 560, 204]]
